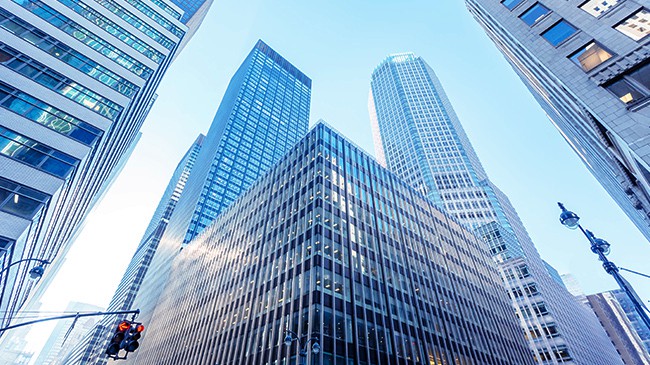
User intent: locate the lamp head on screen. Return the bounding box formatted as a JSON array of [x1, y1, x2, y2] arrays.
[[28, 265, 45, 280], [593, 237, 611, 256], [311, 341, 320, 354], [283, 334, 293, 347], [558, 202, 580, 229]]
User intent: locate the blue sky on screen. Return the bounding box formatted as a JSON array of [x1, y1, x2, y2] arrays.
[[24, 0, 650, 356]]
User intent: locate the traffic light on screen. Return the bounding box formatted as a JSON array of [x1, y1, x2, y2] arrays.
[[122, 323, 145, 352], [106, 320, 131, 356]]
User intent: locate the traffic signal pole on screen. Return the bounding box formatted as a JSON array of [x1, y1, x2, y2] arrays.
[[0, 309, 140, 334]]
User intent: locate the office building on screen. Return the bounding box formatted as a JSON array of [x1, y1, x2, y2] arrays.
[[60, 134, 204, 365], [586, 291, 650, 365], [0, 0, 192, 334], [466, 0, 650, 242], [369, 52, 621, 364], [32, 301, 103, 365], [131, 122, 534, 365], [122, 39, 311, 363]]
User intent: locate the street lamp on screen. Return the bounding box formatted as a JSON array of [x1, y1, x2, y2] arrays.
[[0, 258, 50, 281], [557, 202, 650, 328], [284, 330, 320, 365]]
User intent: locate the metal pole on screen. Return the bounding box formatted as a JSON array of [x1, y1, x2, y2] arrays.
[[576, 224, 650, 329], [620, 267, 650, 280], [0, 309, 140, 334]]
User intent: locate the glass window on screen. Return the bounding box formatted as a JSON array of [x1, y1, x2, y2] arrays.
[[607, 79, 644, 104], [616, 9, 650, 41], [520, 3, 551, 26], [7, 1, 151, 78], [502, 0, 523, 10], [580, 0, 618, 17], [0, 177, 49, 219], [0, 126, 78, 178], [569, 42, 613, 71], [606, 63, 650, 104], [542, 20, 578, 46]]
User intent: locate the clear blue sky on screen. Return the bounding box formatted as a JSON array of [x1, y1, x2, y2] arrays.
[[24, 0, 650, 356]]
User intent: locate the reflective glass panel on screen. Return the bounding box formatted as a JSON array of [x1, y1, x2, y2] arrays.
[[616, 9, 650, 41], [520, 3, 550, 26], [542, 20, 578, 46]]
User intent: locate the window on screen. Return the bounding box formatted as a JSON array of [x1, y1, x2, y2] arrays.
[[520, 3, 551, 26], [0, 177, 49, 219], [615, 9, 650, 41], [0, 236, 11, 250], [606, 62, 650, 104], [0, 81, 102, 145], [542, 20, 578, 46], [580, 0, 619, 17], [569, 42, 613, 71], [502, 0, 523, 10], [0, 126, 78, 178]]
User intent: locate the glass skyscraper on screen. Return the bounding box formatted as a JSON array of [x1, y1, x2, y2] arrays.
[[369, 53, 622, 365], [59, 134, 204, 365], [129, 123, 534, 365], [466, 0, 650, 243], [0, 0, 189, 335], [120, 40, 311, 364]]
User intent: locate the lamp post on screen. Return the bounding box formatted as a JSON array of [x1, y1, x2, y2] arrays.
[[0, 258, 50, 281], [557, 202, 650, 329], [283, 330, 320, 365]]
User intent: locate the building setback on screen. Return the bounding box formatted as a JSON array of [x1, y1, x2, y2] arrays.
[[132, 122, 534, 365], [121, 39, 311, 364], [466, 0, 650, 242], [369, 52, 621, 364], [59, 134, 204, 364], [0, 0, 194, 333], [586, 291, 650, 365]]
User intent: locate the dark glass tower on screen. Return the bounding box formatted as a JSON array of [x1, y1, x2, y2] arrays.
[[369, 53, 622, 364], [131, 123, 534, 365], [121, 40, 311, 364], [60, 134, 204, 365]]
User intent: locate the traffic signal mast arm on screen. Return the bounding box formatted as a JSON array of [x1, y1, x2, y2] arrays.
[[0, 309, 140, 334]]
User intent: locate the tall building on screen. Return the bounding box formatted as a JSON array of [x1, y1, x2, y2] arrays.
[[466, 0, 650, 242], [369, 52, 621, 364], [59, 134, 204, 365], [32, 301, 104, 365], [122, 39, 311, 364], [586, 291, 650, 365], [0, 0, 192, 334], [129, 122, 534, 365]]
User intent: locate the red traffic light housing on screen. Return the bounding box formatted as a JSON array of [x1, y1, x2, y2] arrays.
[[106, 320, 144, 360]]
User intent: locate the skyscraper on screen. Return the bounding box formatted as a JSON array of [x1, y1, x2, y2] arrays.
[[369, 53, 621, 364], [121, 39, 311, 364], [60, 134, 204, 365], [0, 0, 189, 333], [466, 0, 650, 242], [586, 291, 650, 365], [128, 122, 535, 365]]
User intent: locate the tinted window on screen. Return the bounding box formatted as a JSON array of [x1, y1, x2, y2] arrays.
[[542, 20, 578, 46], [502, 0, 523, 10], [606, 79, 644, 104], [520, 3, 550, 26]]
